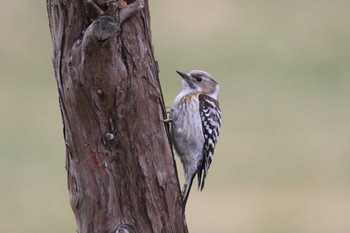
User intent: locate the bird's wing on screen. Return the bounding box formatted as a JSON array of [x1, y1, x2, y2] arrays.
[[197, 94, 221, 190]]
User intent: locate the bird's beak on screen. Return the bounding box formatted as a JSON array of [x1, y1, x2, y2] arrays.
[[176, 71, 191, 80]]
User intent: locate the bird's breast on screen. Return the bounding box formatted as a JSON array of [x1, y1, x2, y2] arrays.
[[170, 95, 204, 156]]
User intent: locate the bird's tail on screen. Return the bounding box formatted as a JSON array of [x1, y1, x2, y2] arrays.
[[197, 159, 211, 191], [197, 169, 208, 191], [182, 173, 196, 210]]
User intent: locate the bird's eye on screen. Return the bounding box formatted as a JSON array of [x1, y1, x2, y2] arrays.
[[196, 77, 202, 82]]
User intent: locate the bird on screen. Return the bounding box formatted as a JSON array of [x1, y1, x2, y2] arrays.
[[164, 70, 221, 208]]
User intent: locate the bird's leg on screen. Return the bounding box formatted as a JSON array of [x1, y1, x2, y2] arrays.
[[160, 118, 174, 124], [161, 106, 175, 124], [161, 118, 174, 123]]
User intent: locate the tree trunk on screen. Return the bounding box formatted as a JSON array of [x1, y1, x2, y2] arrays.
[[47, 0, 188, 232]]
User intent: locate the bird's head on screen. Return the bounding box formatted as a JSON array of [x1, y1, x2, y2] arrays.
[[176, 70, 219, 99]]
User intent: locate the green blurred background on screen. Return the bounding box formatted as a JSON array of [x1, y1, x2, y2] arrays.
[[1, 1, 350, 232]]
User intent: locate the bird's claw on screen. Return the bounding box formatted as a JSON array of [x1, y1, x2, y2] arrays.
[[161, 118, 175, 125]]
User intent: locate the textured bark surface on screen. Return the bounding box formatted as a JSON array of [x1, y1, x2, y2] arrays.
[[47, 0, 188, 232]]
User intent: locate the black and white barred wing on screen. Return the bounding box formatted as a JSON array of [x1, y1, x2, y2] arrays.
[[198, 94, 221, 190]]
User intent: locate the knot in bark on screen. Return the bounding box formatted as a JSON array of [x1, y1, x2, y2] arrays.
[[106, 132, 115, 141]]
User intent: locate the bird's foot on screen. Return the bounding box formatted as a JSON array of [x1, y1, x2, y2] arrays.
[[160, 118, 174, 124]]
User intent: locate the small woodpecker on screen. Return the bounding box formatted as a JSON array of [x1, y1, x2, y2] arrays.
[[165, 70, 221, 208]]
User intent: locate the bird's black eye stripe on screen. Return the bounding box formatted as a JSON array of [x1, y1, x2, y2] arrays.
[[195, 77, 202, 82]]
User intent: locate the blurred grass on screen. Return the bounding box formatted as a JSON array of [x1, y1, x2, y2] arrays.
[[1, 1, 350, 233]]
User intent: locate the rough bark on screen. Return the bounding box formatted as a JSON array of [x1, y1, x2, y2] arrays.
[[47, 0, 188, 232]]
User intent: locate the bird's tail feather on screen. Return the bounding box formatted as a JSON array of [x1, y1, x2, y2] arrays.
[[182, 173, 196, 209], [197, 162, 210, 191], [197, 168, 203, 189]]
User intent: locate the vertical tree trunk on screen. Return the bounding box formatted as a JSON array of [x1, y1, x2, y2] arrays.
[[47, 0, 188, 232]]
